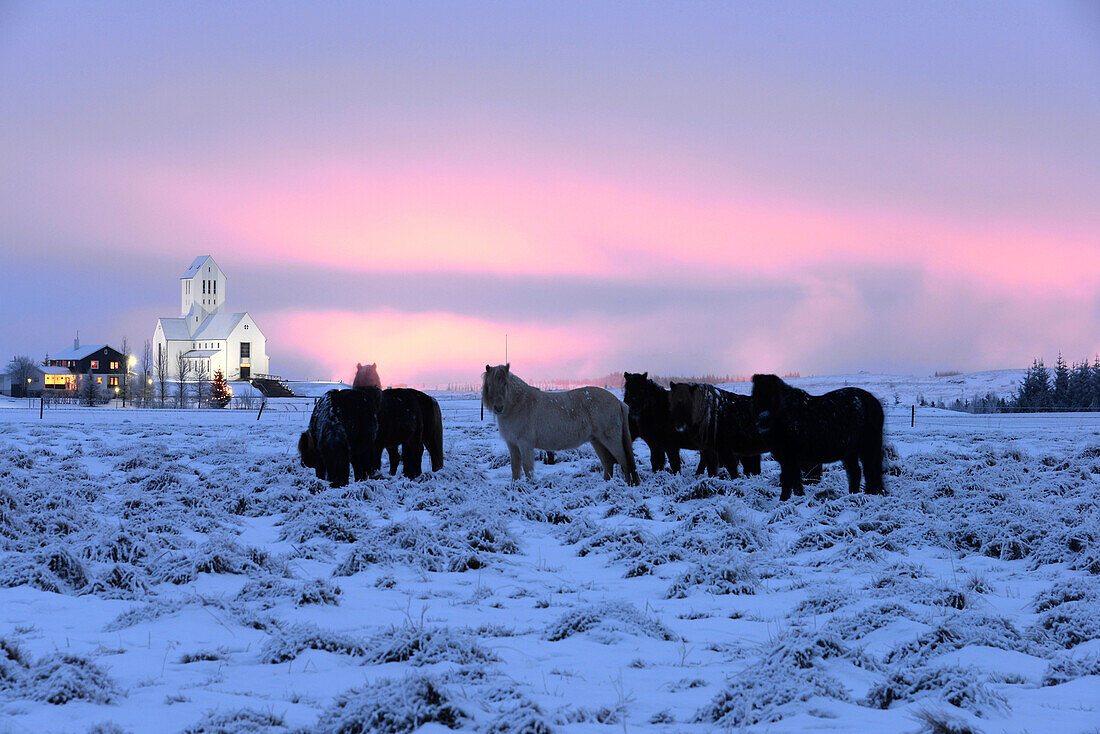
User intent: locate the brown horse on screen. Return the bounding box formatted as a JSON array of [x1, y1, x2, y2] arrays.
[[353, 362, 382, 389]]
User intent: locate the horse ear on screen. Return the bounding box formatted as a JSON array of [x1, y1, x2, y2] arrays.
[[370, 363, 376, 369], [485, 364, 491, 373], [504, 363, 510, 372], [356, 363, 362, 370], [642, 372, 647, 379]]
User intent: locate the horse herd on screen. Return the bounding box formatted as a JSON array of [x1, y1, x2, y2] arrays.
[[299, 363, 886, 501]]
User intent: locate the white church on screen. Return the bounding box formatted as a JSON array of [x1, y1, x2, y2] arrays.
[[152, 256, 270, 381]]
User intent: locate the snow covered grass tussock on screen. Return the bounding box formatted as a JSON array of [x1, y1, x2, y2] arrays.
[[334, 515, 519, 575], [544, 600, 678, 642], [179, 707, 288, 733], [1, 651, 121, 705], [313, 675, 465, 734]]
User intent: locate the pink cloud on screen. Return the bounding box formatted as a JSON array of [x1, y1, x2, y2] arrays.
[[133, 157, 1100, 294], [265, 309, 605, 385]]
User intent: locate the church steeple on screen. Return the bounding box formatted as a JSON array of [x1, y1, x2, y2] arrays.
[[180, 256, 227, 326]]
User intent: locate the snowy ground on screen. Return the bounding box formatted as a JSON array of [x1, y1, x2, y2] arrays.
[[1, 374, 1099, 733]]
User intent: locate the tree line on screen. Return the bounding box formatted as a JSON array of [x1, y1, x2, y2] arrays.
[[940, 354, 1100, 413]]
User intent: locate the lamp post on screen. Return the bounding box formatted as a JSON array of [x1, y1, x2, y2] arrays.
[[124, 355, 136, 408]]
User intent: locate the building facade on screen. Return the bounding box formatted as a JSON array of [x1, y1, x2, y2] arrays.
[[45, 340, 128, 393], [152, 256, 269, 381]]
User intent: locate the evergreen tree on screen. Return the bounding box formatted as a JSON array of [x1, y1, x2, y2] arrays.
[[80, 371, 101, 407], [1068, 359, 1093, 409], [1052, 352, 1070, 408], [1093, 355, 1100, 410], [210, 369, 232, 408], [1014, 358, 1050, 410]]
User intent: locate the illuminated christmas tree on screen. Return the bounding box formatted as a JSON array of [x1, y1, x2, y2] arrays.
[[210, 369, 232, 408]]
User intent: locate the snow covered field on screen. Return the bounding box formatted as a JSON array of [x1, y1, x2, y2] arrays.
[[1, 374, 1099, 733]]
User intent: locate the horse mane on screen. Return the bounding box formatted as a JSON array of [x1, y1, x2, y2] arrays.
[[482, 365, 537, 411]]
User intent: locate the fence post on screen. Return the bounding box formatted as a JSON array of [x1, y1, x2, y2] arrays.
[[257, 399, 266, 421], [911, 405, 915, 428], [40, 397, 44, 419]]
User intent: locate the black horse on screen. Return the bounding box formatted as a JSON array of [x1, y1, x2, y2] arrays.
[[751, 374, 885, 501], [668, 381, 764, 478], [623, 372, 706, 474], [298, 389, 382, 488], [364, 387, 444, 479]]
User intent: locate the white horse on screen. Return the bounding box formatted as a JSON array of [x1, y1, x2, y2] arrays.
[[482, 364, 639, 485]]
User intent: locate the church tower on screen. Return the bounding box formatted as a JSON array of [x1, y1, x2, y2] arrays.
[[180, 255, 227, 327]]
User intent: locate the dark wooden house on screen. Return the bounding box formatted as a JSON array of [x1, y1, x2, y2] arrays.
[[46, 339, 128, 392]]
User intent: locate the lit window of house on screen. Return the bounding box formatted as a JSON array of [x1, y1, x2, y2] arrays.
[[90, 360, 99, 369], [96, 377, 103, 384], [109, 377, 118, 386], [110, 361, 119, 370]]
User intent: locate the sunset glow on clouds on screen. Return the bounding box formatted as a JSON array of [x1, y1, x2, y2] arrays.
[[2, 2, 1099, 384]]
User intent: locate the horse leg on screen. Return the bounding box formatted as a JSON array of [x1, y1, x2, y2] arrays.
[[324, 445, 349, 489], [507, 442, 523, 481], [778, 461, 802, 502], [722, 452, 740, 479], [704, 450, 719, 477], [351, 453, 369, 482], [387, 445, 400, 476], [647, 439, 665, 473], [843, 455, 862, 494], [741, 454, 761, 476], [667, 448, 681, 474], [520, 443, 536, 480], [403, 440, 424, 479], [590, 439, 616, 480], [861, 436, 886, 495]]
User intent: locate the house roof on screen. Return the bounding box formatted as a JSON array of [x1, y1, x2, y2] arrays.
[[181, 350, 219, 359], [159, 312, 251, 342], [49, 343, 111, 361], [0, 365, 70, 378], [182, 255, 215, 279]]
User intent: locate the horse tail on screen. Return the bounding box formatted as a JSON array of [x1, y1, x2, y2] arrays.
[[425, 396, 444, 471], [619, 402, 639, 485]]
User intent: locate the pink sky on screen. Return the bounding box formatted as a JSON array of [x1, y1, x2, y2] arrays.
[[2, 3, 1099, 384]]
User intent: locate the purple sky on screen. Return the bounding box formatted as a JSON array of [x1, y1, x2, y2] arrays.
[[2, 2, 1099, 384]]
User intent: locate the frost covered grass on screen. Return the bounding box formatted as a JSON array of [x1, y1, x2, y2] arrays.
[[0, 394, 1098, 732]]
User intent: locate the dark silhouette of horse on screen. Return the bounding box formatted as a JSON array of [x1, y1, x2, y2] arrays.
[[365, 387, 444, 479], [622, 371, 706, 474], [668, 382, 764, 478], [298, 389, 381, 488], [751, 374, 885, 501]]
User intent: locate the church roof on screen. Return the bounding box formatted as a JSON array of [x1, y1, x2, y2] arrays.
[[194, 312, 246, 339], [50, 343, 110, 361], [181, 350, 220, 359], [157, 318, 192, 341], [159, 313, 251, 341], [181, 255, 215, 279]]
